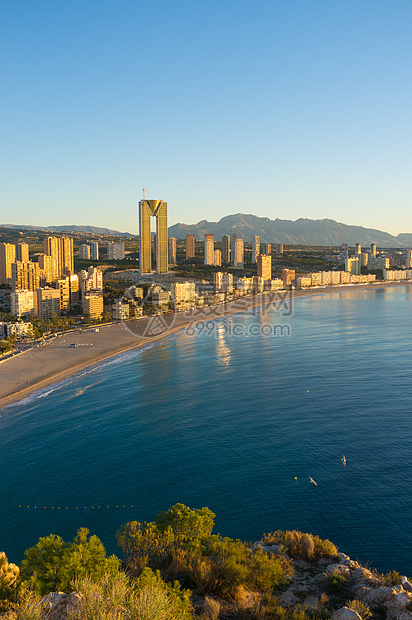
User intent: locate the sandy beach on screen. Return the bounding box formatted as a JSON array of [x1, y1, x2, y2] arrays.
[[0, 280, 410, 411]]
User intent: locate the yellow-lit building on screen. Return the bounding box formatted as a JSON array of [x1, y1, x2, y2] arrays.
[[0, 243, 16, 284], [257, 254, 271, 281], [139, 199, 168, 274]]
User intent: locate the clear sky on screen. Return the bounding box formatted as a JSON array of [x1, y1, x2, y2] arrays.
[[1, 0, 411, 235]]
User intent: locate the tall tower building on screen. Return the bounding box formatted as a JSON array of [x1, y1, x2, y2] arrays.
[[370, 243, 377, 257], [355, 243, 362, 256], [139, 199, 168, 274], [204, 234, 215, 265], [186, 234, 195, 259], [405, 249, 412, 269], [43, 236, 61, 280], [16, 242, 29, 262], [79, 244, 91, 259], [233, 238, 244, 268], [252, 236, 260, 263], [230, 234, 238, 266], [0, 243, 16, 284], [60, 236, 74, 275], [90, 241, 99, 260], [339, 243, 348, 263], [257, 254, 271, 281], [222, 235, 230, 263], [12, 261, 41, 291], [168, 237, 177, 265]]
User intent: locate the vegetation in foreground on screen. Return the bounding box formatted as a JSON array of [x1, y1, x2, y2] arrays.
[[0, 503, 409, 619]]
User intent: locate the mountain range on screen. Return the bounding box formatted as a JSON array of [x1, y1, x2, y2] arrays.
[[2, 215, 412, 247], [168, 214, 412, 247], [0, 224, 132, 236]]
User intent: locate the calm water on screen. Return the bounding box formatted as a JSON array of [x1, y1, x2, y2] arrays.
[[1, 286, 412, 574]]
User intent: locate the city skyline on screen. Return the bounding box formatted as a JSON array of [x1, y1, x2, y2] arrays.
[[2, 2, 412, 234]]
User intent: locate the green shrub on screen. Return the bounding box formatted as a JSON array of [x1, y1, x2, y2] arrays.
[[66, 569, 193, 620], [384, 570, 403, 586], [262, 530, 337, 560], [19, 529, 120, 595], [0, 553, 19, 610], [325, 572, 346, 593], [346, 599, 372, 619]]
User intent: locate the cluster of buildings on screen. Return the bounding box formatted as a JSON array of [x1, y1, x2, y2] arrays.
[[78, 240, 125, 260], [199, 233, 283, 268], [0, 238, 104, 321]]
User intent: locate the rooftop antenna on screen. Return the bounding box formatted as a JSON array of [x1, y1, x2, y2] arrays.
[[142, 187, 148, 201]]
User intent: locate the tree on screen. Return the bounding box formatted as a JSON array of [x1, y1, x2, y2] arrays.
[[19, 534, 66, 594], [156, 503, 215, 544], [19, 529, 120, 595]]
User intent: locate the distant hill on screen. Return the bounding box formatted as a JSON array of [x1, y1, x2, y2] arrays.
[[168, 214, 409, 247], [0, 224, 132, 236]]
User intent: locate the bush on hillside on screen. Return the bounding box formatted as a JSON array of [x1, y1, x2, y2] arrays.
[[263, 530, 338, 560], [19, 528, 120, 595]]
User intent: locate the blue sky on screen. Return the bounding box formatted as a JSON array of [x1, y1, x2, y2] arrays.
[[1, 0, 411, 235]]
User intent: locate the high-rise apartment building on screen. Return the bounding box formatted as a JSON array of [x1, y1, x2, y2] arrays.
[[230, 234, 238, 266], [276, 243, 283, 256], [171, 281, 196, 306], [345, 257, 361, 275], [355, 243, 362, 256], [186, 234, 195, 259], [370, 243, 377, 257], [35, 288, 61, 319], [168, 237, 177, 265], [0, 243, 16, 284], [15, 243, 29, 263], [282, 269, 295, 287], [107, 242, 125, 260], [37, 254, 53, 283], [214, 249, 222, 266], [405, 249, 412, 269], [262, 243, 271, 255], [55, 275, 80, 310], [11, 290, 35, 318], [339, 243, 349, 263], [252, 236, 260, 263], [222, 235, 230, 263], [257, 254, 271, 281], [90, 241, 99, 260], [83, 294, 103, 320], [43, 236, 74, 279], [12, 261, 41, 291], [139, 199, 168, 274], [214, 272, 233, 293], [60, 237, 74, 275], [204, 234, 215, 265], [233, 238, 244, 268], [79, 244, 91, 259]]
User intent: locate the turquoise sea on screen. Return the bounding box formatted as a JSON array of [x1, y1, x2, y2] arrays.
[[1, 286, 412, 574]]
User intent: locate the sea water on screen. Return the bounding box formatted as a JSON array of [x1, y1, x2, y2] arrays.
[[1, 286, 412, 574]]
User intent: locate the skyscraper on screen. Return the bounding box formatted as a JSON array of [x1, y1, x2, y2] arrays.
[[257, 254, 271, 281], [204, 234, 215, 265], [0, 243, 16, 284], [186, 234, 195, 259], [15, 242, 29, 263], [90, 241, 99, 260], [12, 261, 41, 291], [230, 234, 238, 266], [252, 235, 260, 263], [168, 237, 177, 265], [370, 243, 377, 257], [43, 236, 74, 279], [233, 238, 244, 268], [139, 199, 168, 274], [222, 235, 230, 263]]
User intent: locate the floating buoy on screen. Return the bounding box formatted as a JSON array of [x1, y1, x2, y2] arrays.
[[307, 390, 309, 393], [294, 477, 297, 482]]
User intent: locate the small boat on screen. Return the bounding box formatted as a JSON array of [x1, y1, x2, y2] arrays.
[[342, 455, 346, 466]]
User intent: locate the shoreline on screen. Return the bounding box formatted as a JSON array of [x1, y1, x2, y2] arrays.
[[1, 280, 410, 411]]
